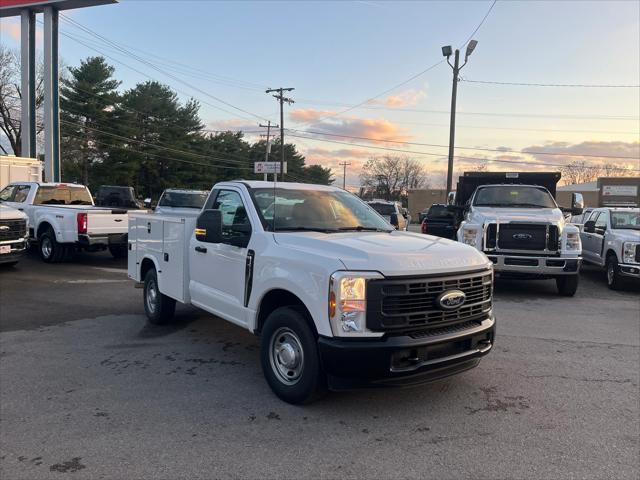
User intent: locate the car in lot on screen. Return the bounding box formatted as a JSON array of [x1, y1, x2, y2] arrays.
[[128, 181, 495, 404], [95, 185, 144, 210], [0, 182, 129, 262], [580, 207, 639, 289], [154, 188, 208, 217], [367, 199, 409, 230], [0, 203, 29, 266], [420, 204, 457, 239]]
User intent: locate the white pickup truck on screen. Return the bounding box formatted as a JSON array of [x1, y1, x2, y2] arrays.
[[0, 182, 129, 262], [580, 207, 639, 289], [452, 172, 584, 296], [128, 181, 496, 404], [0, 204, 29, 266]]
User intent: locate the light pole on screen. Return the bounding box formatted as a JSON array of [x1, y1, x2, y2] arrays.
[[442, 40, 478, 195]]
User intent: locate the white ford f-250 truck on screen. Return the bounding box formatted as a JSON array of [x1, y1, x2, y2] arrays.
[[0, 182, 129, 262], [128, 181, 495, 404], [0, 204, 29, 266], [580, 207, 639, 289], [451, 172, 584, 296]]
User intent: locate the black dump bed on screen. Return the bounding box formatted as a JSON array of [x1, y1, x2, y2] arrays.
[[455, 172, 561, 206]]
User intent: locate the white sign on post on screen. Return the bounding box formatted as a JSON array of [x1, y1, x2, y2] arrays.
[[602, 185, 638, 197], [254, 161, 287, 174]]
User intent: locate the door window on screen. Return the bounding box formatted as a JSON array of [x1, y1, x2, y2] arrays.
[[12, 185, 31, 203], [588, 211, 600, 222], [595, 212, 608, 231], [0, 185, 16, 201], [212, 190, 251, 244]]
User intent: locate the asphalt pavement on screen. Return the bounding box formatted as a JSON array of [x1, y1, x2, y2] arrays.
[[0, 250, 638, 479]]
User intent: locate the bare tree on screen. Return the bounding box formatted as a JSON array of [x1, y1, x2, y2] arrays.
[[560, 161, 601, 185], [0, 45, 46, 156], [360, 155, 428, 201]]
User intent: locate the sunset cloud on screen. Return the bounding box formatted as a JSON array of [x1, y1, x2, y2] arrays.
[[289, 109, 336, 123], [0, 18, 43, 44], [368, 88, 426, 108], [522, 140, 640, 169]]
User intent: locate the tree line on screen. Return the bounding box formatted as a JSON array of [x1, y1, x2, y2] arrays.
[[0, 49, 333, 198]]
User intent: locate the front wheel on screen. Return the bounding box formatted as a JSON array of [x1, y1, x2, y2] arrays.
[[143, 268, 176, 324], [556, 275, 579, 296], [260, 307, 326, 404], [606, 255, 623, 290]]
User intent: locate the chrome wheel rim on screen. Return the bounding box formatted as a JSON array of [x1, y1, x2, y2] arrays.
[[41, 237, 52, 258], [269, 327, 304, 385], [146, 279, 158, 314]]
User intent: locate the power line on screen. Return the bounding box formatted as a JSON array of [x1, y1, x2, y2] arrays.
[[287, 132, 640, 172], [287, 128, 640, 160], [296, 0, 498, 127], [460, 78, 640, 88], [58, 14, 273, 123]]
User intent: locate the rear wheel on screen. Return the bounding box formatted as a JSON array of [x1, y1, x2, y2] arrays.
[[143, 268, 176, 324], [39, 228, 66, 263], [260, 307, 326, 404], [606, 255, 623, 290], [556, 275, 579, 296], [108, 244, 127, 259]]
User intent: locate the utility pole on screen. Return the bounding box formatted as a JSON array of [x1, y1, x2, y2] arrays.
[[441, 40, 478, 195], [266, 87, 294, 181], [259, 121, 278, 181], [339, 161, 351, 190]]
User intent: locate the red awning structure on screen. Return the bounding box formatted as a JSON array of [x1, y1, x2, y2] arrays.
[[0, 0, 116, 17]]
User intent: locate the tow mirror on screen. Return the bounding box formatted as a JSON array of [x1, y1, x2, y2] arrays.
[[196, 209, 223, 243], [583, 220, 595, 233], [571, 193, 584, 215], [143, 198, 152, 209]]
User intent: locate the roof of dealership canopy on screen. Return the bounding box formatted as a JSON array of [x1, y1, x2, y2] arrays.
[[0, 0, 117, 17]]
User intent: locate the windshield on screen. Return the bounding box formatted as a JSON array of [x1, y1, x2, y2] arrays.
[[158, 191, 207, 209], [34, 186, 93, 205], [368, 202, 396, 216], [427, 205, 453, 218], [473, 186, 557, 208], [611, 211, 639, 230], [252, 188, 393, 232]]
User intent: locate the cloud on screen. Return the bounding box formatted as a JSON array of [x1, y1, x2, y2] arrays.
[[289, 109, 336, 123], [0, 18, 43, 44], [522, 140, 640, 169], [206, 118, 261, 134], [368, 88, 426, 108]]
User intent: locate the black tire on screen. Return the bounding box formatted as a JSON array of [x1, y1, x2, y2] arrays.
[[39, 227, 66, 263], [108, 244, 127, 259], [260, 307, 326, 405], [606, 255, 623, 290], [143, 268, 176, 325], [556, 275, 579, 296]]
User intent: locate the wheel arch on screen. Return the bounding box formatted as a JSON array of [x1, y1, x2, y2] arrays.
[[140, 256, 159, 282], [255, 289, 317, 337]]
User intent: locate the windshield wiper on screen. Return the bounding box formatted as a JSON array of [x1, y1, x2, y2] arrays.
[[273, 226, 339, 233], [338, 225, 391, 232], [509, 203, 550, 208]]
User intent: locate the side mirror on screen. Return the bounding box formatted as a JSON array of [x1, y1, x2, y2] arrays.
[[571, 193, 584, 215], [143, 198, 152, 209], [447, 192, 456, 206], [389, 213, 399, 228], [583, 220, 595, 233], [196, 209, 223, 243]]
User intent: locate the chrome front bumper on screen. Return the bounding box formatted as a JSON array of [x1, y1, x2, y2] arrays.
[[619, 263, 640, 278], [486, 254, 581, 275]]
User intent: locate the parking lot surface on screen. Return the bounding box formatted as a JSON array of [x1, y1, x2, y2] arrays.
[[1, 251, 639, 479]]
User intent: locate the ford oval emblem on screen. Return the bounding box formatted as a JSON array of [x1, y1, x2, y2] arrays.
[[512, 233, 532, 240], [436, 290, 466, 310]]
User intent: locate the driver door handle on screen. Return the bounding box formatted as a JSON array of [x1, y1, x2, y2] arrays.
[[195, 246, 207, 253]]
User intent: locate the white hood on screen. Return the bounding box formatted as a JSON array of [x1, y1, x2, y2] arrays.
[[611, 228, 640, 242], [468, 206, 565, 226], [274, 231, 491, 277], [0, 203, 28, 220]]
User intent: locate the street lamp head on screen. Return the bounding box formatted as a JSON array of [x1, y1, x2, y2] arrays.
[[465, 40, 478, 60], [441, 45, 453, 58]]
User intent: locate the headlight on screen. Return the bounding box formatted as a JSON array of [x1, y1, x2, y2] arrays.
[[565, 231, 581, 251], [329, 272, 383, 337], [462, 228, 479, 247], [623, 242, 638, 264]]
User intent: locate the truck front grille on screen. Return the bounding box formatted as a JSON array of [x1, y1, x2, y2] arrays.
[[0, 219, 27, 242], [366, 269, 492, 332], [485, 223, 559, 252]]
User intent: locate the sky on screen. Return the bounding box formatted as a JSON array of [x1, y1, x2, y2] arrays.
[[1, 0, 639, 188]]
